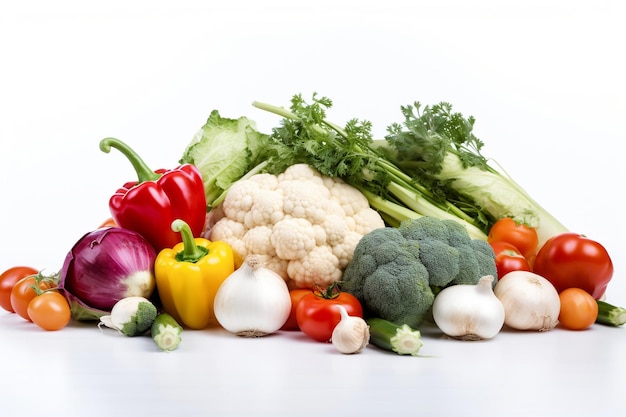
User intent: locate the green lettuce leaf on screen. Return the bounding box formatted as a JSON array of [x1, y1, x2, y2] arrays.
[[180, 110, 268, 208]]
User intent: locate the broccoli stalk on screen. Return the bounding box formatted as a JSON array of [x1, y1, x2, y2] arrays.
[[366, 318, 423, 356], [152, 312, 183, 351], [381, 101, 568, 247], [251, 95, 488, 240], [596, 300, 626, 327]]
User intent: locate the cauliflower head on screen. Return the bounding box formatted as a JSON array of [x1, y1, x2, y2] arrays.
[[209, 164, 385, 288], [341, 216, 497, 328]]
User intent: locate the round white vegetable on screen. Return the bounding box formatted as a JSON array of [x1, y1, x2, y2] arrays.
[[494, 270, 560, 331]]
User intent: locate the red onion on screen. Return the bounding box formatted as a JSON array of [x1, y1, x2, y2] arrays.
[[59, 227, 157, 321]]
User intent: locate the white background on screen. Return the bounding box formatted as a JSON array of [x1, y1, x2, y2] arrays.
[[1, 1, 625, 416]]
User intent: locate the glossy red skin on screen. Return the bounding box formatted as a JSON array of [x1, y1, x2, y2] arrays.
[[533, 233, 613, 299], [296, 291, 363, 342], [490, 241, 531, 279], [0, 266, 38, 312], [109, 165, 206, 252]]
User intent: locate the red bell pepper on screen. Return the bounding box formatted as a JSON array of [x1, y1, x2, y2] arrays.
[[99, 137, 207, 252]]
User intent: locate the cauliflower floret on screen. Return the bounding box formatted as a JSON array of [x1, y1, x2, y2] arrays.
[[222, 180, 261, 223], [271, 218, 317, 260], [279, 180, 330, 224], [248, 172, 279, 190], [287, 245, 342, 288], [332, 231, 363, 269], [243, 189, 285, 228], [278, 164, 325, 185], [352, 207, 386, 235], [242, 226, 276, 256], [210, 218, 248, 265], [327, 179, 371, 216], [322, 214, 350, 246]]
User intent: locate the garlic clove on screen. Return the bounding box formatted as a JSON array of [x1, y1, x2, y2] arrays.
[[331, 305, 370, 354]]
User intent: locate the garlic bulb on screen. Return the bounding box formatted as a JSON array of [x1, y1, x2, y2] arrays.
[[494, 270, 560, 331], [331, 305, 370, 354], [214, 255, 291, 337], [432, 275, 505, 340]]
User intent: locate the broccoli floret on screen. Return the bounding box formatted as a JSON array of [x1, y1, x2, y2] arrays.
[[120, 301, 158, 337], [341, 216, 496, 328]]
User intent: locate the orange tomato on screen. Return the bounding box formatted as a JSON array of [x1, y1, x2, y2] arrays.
[[98, 217, 117, 228], [488, 217, 539, 265], [558, 288, 598, 330], [10, 274, 56, 321], [281, 288, 313, 331], [27, 292, 71, 331]]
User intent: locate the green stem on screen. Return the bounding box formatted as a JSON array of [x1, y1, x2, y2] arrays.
[[172, 219, 208, 262], [99, 137, 160, 183], [596, 300, 626, 327]]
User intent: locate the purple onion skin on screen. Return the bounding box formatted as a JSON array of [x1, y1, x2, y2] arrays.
[[59, 227, 157, 321]]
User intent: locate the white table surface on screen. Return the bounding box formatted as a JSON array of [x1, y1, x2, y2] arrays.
[[1, 1, 625, 416]]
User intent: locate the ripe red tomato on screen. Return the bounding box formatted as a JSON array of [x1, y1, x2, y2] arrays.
[[0, 266, 38, 312], [488, 217, 539, 264], [296, 289, 363, 342], [10, 274, 57, 321], [533, 233, 613, 300], [490, 241, 531, 279], [28, 291, 72, 331], [281, 288, 313, 331]]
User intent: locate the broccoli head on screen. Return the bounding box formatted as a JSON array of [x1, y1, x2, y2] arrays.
[[341, 216, 496, 328]]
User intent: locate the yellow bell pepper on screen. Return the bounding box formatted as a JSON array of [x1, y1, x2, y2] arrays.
[[155, 219, 235, 330]]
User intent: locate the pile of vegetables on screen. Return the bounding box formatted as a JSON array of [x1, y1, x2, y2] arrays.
[[0, 92, 624, 356]]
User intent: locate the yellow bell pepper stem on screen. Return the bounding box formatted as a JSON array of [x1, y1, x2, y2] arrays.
[[155, 219, 235, 330], [171, 219, 208, 262]]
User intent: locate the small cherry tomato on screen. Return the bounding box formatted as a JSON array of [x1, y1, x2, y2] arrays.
[[488, 217, 539, 264], [27, 291, 71, 331], [281, 288, 313, 331], [0, 266, 38, 312], [98, 217, 117, 228], [10, 273, 57, 321], [490, 241, 531, 279], [296, 285, 363, 343], [533, 233, 613, 300], [558, 288, 598, 330]]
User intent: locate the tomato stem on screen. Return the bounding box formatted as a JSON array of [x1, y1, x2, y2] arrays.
[[313, 281, 342, 299], [31, 271, 60, 296]]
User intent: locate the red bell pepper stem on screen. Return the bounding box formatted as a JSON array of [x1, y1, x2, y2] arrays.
[[171, 219, 208, 263], [99, 137, 161, 184]]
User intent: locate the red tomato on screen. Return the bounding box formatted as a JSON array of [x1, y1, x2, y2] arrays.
[[533, 233, 613, 300], [490, 241, 530, 279], [10, 274, 56, 321], [296, 289, 363, 343], [0, 266, 38, 312], [488, 217, 539, 264], [28, 291, 72, 331], [281, 288, 313, 331]]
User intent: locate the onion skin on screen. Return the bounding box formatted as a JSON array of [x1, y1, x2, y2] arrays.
[[59, 227, 157, 321], [494, 270, 560, 331]]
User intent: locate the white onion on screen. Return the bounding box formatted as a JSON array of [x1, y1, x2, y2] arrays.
[[214, 255, 291, 337], [432, 275, 505, 340], [494, 270, 560, 331]]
